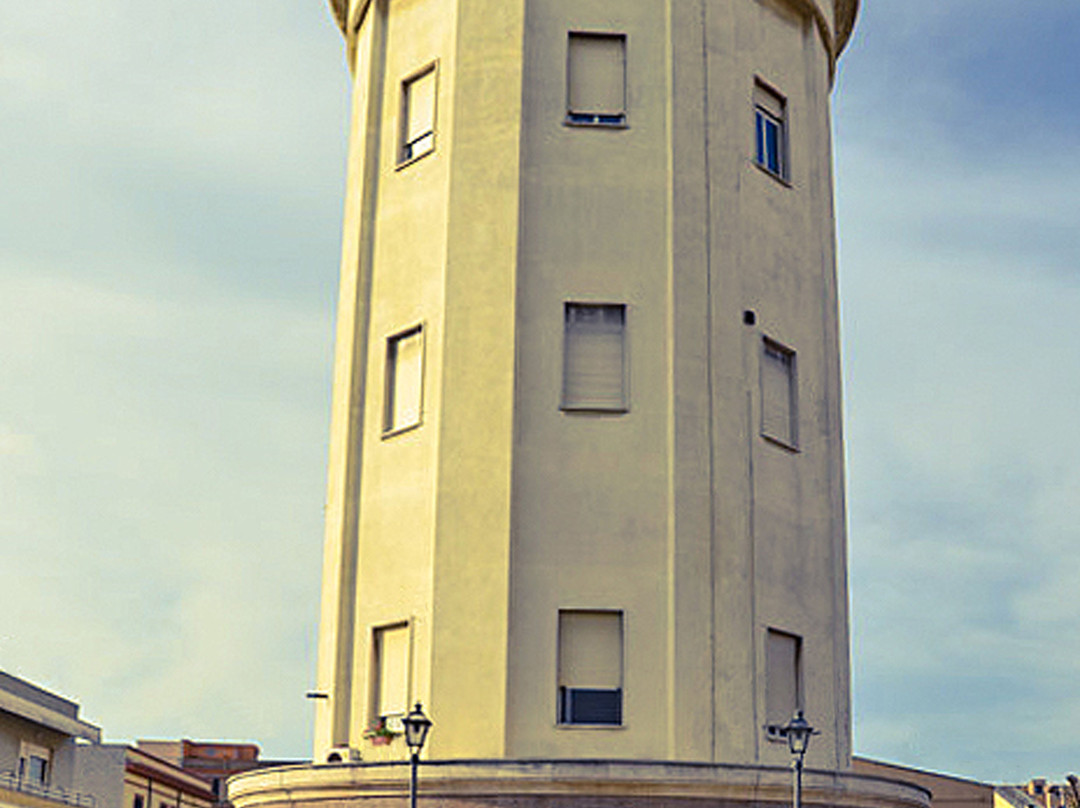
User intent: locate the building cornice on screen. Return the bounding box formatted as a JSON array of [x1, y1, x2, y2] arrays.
[[326, 0, 857, 63], [0, 690, 101, 742]]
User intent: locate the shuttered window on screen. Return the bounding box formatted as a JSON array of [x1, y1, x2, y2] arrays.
[[384, 326, 424, 435], [567, 33, 627, 126], [761, 338, 797, 447], [401, 65, 437, 163], [374, 624, 410, 720], [558, 610, 623, 725], [765, 629, 802, 734], [562, 303, 627, 412]]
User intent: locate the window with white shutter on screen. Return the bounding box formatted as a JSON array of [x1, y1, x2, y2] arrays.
[[562, 303, 627, 412], [384, 326, 424, 435], [765, 628, 802, 740], [558, 610, 623, 725], [761, 337, 797, 448], [373, 623, 410, 725], [400, 64, 437, 164], [566, 33, 627, 126]]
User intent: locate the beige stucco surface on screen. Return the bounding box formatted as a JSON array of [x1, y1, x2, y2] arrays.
[[230, 760, 929, 808], [311, 0, 856, 775]]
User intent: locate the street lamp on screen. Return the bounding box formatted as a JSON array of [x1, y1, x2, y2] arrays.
[[401, 703, 433, 808], [782, 710, 818, 808]]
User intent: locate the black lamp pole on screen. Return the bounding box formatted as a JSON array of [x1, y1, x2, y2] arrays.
[[782, 711, 817, 808], [402, 703, 433, 808]]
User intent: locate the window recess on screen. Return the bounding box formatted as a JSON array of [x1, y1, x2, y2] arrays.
[[566, 33, 627, 126], [764, 628, 803, 741], [760, 337, 797, 449], [558, 610, 623, 726], [754, 81, 788, 180], [400, 64, 437, 164], [562, 303, 627, 412], [384, 325, 424, 435], [372, 623, 411, 731]]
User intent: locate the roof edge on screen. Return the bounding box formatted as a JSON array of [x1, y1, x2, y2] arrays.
[[328, 0, 347, 34], [835, 0, 859, 55]]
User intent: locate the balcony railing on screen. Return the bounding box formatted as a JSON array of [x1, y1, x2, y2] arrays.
[[0, 772, 96, 808]]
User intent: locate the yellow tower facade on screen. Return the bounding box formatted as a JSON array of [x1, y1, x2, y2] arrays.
[[231, 2, 929, 807], [314, 0, 855, 766]]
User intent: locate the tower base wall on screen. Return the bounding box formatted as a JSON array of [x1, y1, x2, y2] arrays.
[[229, 760, 929, 808]]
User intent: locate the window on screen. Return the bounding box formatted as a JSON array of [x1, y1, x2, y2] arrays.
[[133, 796, 144, 808], [18, 742, 50, 786], [558, 610, 623, 725], [765, 629, 802, 739], [562, 303, 627, 411], [566, 33, 627, 126], [760, 337, 797, 448], [754, 81, 787, 179], [384, 325, 424, 435], [400, 64, 437, 164], [372, 623, 410, 727]]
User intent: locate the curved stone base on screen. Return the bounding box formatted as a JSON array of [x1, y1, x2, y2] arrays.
[[229, 760, 930, 808]]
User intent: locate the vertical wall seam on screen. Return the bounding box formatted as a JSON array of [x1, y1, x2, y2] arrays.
[[699, 0, 719, 766]]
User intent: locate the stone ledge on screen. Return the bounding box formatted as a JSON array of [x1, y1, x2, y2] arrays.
[[230, 760, 929, 808]]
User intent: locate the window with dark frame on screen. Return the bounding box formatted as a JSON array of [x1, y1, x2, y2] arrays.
[[400, 64, 437, 164], [754, 81, 787, 179], [558, 610, 623, 726], [566, 33, 627, 126]]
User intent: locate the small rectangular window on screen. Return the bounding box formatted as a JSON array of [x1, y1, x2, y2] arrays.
[[134, 796, 145, 808], [754, 81, 787, 179], [558, 610, 623, 725], [566, 33, 627, 126], [400, 64, 437, 164], [761, 337, 797, 448], [18, 742, 50, 786], [384, 325, 424, 435], [373, 623, 410, 724], [765, 628, 802, 739], [562, 303, 627, 412]]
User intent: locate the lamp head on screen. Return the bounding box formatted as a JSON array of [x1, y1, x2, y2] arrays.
[[785, 710, 815, 756], [402, 702, 433, 752]]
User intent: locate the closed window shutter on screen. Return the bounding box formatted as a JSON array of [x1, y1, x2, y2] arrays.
[[376, 625, 410, 718], [568, 34, 625, 114], [558, 611, 622, 690], [761, 340, 795, 444], [766, 629, 801, 726], [406, 69, 436, 144], [387, 327, 423, 431], [564, 304, 626, 410], [754, 82, 784, 119]]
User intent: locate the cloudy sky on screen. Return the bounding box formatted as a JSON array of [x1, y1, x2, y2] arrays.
[[2, 0, 1077, 784]]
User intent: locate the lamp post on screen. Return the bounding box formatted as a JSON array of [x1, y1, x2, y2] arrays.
[[782, 710, 817, 808], [401, 703, 433, 808]]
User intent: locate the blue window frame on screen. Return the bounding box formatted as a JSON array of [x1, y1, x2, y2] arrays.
[[754, 81, 787, 180]]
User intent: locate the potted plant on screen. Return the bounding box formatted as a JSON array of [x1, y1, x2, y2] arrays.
[[364, 717, 397, 745]]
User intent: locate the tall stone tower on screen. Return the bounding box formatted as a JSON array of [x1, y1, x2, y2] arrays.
[[231, 1, 927, 808]]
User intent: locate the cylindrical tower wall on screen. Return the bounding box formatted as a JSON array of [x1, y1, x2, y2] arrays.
[[313, 0, 856, 774]]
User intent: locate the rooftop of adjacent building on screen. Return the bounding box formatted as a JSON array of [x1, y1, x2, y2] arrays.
[[0, 671, 100, 743]]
